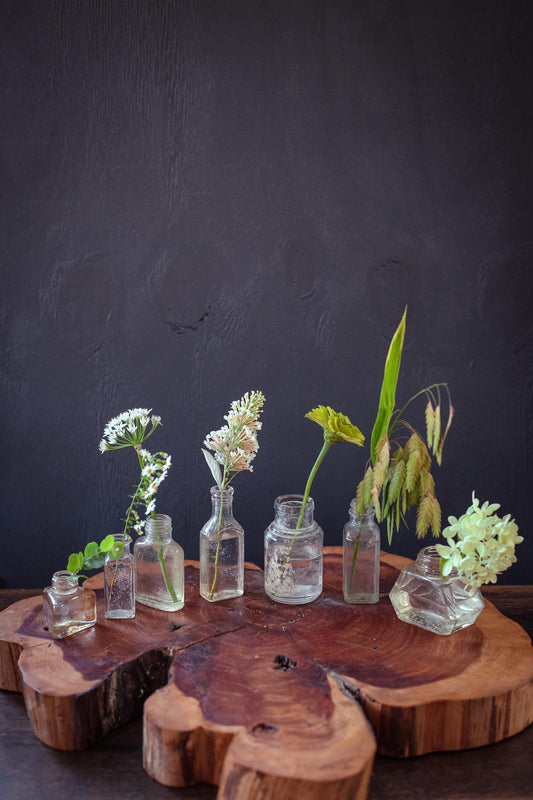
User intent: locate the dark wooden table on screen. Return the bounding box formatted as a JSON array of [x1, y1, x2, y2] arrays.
[[1, 587, 532, 800]]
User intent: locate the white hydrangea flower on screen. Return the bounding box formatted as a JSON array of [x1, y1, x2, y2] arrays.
[[436, 492, 522, 591]]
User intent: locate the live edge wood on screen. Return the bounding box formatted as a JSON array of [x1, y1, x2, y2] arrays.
[[0, 550, 532, 800]]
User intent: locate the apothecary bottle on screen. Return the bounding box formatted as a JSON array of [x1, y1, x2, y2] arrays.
[[343, 503, 380, 604], [264, 494, 323, 605], [104, 534, 135, 619], [389, 545, 485, 635], [42, 570, 97, 639], [199, 486, 244, 602], [134, 514, 184, 611]]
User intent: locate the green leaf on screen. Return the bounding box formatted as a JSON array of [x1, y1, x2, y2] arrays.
[[370, 307, 407, 464], [84, 542, 99, 559], [202, 448, 223, 488], [67, 552, 83, 574], [108, 541, 124, 560], [100, 535, 115, 552], [84, 553, 106, 570]]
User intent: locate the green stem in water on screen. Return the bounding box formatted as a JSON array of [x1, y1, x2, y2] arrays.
[[209, 464, 229, 600], [348, 522, 363, 591], [209, 493, 225, 600], [280, 439, 331, 578]]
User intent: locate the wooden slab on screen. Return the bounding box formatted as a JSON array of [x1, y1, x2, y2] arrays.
[[0, 550, 532, 800]]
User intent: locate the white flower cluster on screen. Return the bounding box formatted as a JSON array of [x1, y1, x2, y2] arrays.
[[436, 492, 522, 591], [129, 450, 172, 534], [99, 408, 161, 452], [203, 391, 265, 483]]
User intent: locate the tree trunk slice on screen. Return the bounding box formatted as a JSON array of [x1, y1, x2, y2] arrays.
[[0, 550, 532, 800]]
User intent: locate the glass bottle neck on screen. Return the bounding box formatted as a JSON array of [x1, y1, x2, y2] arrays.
[[415, 545, 457, 577], [210, 486, 236, 518], [52, 570, 79, 593], [274, 494, 314, 530], [348, 500, 376, 523], [145, 514, 172, 542]]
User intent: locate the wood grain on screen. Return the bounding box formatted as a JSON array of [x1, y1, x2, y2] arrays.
[[0, 551, 532, 800]]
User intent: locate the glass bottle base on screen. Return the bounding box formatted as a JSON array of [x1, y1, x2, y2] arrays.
[[51, 619, 96, 639], [265, 589, 321, 605], [136, 593, 184, 612], [199, 587, 244, 603], [104, 608, 136, 619], [343, 593, 379, 605]]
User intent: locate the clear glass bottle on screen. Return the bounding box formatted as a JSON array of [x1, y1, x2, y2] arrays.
[[42, 570, 97, 639], [134, 514, 184, 611], [104, 534, 135, 619], [389, 545, 485, 635], [199, 486, 244, 602], [264, 494, 323, 605], [343, 503, 380, 604]]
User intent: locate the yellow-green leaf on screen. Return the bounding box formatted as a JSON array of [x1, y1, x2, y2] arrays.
[[370, 307, 407, 464]]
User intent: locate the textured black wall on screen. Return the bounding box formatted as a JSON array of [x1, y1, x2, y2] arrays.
[[2, 0, 532, 588]]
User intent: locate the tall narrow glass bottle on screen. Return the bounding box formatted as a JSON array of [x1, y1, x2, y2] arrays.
[[342, 503, 380, 604], [199, 486, 244, 602], [43, 570, 97, 639], [104, 534, 135, 619], [134, 514, 184, 611]]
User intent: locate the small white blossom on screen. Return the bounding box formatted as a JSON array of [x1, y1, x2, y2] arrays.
[[145, 498, 156, 516]]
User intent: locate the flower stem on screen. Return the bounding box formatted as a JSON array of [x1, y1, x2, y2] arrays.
[[348, 522, 363, 591], [208, 494, 225, 600], [157, 542, 179, 603], [280, 439, 331, 578]]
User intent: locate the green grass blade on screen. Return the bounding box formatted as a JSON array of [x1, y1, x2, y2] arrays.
[[370, 307, 407, 464]]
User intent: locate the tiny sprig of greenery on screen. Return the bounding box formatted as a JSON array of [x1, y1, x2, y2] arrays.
[[355, 309, 454, 545], [67, 535, 121, 578], [66, 409, 175, 603]]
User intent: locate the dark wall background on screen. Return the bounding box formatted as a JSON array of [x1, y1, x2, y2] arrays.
[[1, 0, 532, 588]]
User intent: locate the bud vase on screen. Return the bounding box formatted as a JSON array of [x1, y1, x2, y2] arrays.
[[104, 534, 136, 619], [342, 503, 380, 604], [199, 486, 244, 602], [389, 545, 485, 635], [134, 514, 184, 611], [43, 570, 97, 639], [264, 494, 323, 605]]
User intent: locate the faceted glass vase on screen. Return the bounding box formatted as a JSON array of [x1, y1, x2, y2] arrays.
[[343, 503, 380, 604], [389, 545, 485, 635], [199, 486, 244, 602], [42, 570, 97, 639], [104, 534, 136, 619], [134, 514, 184, 612], [264, 494, 323, 605]]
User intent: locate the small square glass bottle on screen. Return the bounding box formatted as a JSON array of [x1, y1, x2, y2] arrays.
[[43, 570, 97, 639]]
